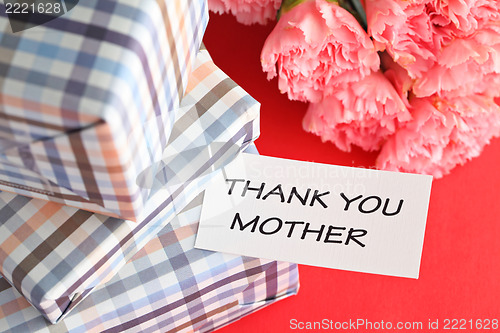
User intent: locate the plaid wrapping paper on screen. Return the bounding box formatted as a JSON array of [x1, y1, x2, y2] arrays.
[[0, 190, 299, 332], [0, 48, 261, 324], [0, 0, 208, 221]]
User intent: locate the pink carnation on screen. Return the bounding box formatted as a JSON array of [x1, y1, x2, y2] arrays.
[[365, 0, 500, 97], [377, 94, 500, 178], [412, 24, 500, 97], [208, 0, 281, 25], [433, 0, 499, 36], [365, 0, 437, 77], [303, 71, 411, 152], [261, 0, 380, 103]]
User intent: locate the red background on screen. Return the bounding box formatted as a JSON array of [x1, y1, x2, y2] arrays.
[[203, 13, 500, 333]]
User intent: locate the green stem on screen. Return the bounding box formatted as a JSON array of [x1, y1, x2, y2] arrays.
[[348, 0, 367, 30], [337, 0, 367, 30], [281, 0, 307, 13]]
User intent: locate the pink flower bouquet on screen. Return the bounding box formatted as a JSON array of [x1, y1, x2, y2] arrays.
[[210, 0, 500, 178]]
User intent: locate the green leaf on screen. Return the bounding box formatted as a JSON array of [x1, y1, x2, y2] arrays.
[[280, 0, 307, 13]]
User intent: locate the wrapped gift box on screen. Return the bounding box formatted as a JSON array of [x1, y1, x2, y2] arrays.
[[0, 188, 299, 332], [0, 48, 260, 324], [0, 0, 208, 221]]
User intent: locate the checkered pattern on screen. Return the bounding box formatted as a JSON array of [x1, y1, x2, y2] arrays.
[[0, 0, 208, 221], [0, 49, 261, 324], [0, 191, 299, 332]]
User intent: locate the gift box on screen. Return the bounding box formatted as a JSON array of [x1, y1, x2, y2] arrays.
[[0, 0, 208, 221], [0, 186, 299, 332], [0, 48, 260, 324]]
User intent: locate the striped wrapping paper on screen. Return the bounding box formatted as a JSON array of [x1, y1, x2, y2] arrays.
[[0, 188, 299, 333], [0, 48, 260, 324], [0, 0, 208, 221]]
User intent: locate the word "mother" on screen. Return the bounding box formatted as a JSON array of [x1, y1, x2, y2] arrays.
[[231, 213, 367, 247]]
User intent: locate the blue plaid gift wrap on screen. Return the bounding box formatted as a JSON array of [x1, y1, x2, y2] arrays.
[[0, 0, 208, 221], [0, 48, 261, 324], [0, 186, 299, 333]]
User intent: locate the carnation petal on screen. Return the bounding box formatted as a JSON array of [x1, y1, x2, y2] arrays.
[[303, 71, 411, 152], [377, 93, 500, 177], [261, 0, 380, 103], [208, 0, 282, 25]]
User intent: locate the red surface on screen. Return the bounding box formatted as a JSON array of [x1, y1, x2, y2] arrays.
[[203, 13, 500, 333]]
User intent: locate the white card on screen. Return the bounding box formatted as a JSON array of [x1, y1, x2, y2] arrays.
[[195, 153, 432, 279]]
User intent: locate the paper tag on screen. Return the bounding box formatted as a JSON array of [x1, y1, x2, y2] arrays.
[[195, 153, 432, 279]]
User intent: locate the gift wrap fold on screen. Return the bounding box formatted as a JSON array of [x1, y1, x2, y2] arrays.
[[0, 189, 300, 332], [0, 0, 208, 221], [0, 48, 262, 324]]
